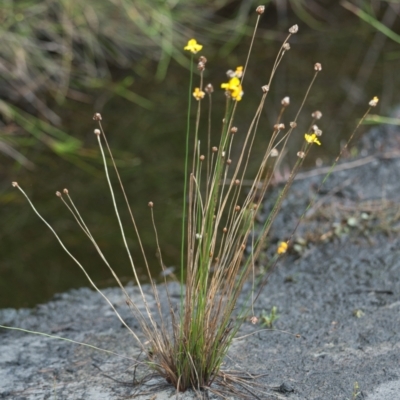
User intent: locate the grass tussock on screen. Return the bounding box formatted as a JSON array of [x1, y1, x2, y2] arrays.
[[4, 7, 380, 398]]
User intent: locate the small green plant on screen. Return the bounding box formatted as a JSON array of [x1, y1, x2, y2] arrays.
[[260, 306, 279, 328], [1, 5, 380, 398], [352, 381, 362, 400]]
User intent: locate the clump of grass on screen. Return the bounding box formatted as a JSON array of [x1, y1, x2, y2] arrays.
[[2, 6, 380, 398]]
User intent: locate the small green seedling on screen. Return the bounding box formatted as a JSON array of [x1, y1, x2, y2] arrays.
[[352, 381, 361, 399], [260, 306, 279, 328]]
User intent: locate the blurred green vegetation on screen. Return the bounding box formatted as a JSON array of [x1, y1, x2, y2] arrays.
[[0, 0, 262, 166]]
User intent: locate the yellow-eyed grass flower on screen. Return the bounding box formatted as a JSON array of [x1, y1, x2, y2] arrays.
[[193, 88, 205, 100], [184, 39, 203, 54], [235, 66, 243, 78], [277, 241, 288, 254], [305, 133, 321, 146], [221, 76, 243, 101]]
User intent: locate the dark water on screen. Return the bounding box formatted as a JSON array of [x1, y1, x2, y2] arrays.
[[1, 9, 399, 308]]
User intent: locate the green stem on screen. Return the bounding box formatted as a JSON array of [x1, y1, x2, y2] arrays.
[[181, 56, 194, 309]]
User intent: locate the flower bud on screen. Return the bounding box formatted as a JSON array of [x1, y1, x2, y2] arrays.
[[314, 63, 322, 71], [256, 5, 265, 14]]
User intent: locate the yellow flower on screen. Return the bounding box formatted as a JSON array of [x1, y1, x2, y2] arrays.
[[184, 39, 203, 54], [231, 85, 243, 101], [277, 241, 288, 255], [193, 88, 205, 100], [221, 77, 243, 101], [304, 133, 321, 145], [235, 66, 243, 78]]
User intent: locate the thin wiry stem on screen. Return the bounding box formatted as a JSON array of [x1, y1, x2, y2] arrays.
[[11, 183, 143, 348], [0, 325, 136, 361], [94, 133, 155, 322]]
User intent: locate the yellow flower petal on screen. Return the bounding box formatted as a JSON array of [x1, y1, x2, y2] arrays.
[[235, 66, 243, 78], [193, 87, 205, 100], [221, 77, 243, 100], [277, 241, 288, 254], [304, 133, 321, 146], [184, 39, 203, 54]]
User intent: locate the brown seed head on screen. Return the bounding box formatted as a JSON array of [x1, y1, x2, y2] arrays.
[[270, 148, 279, 157], [63, 188, 68, 194], [11, 181, 18, 188], [231, 126, 238, 134], [223, 227, 228, 233], [235, 205, 241, 212], [312, 110, 322, 119], [283, 43, 291, 51], [212, 146, 218, 153], [250, 316, 259, 324], [148, 201, 154, 208], [205, 83, 214, 94], [289, 24, 299, 34], [281, 96, 290, 106], [256, 5, 265, 14], [290, 121, 297, 128], [226, 69, 236, 78], [199, 55, 207, 64], [314, 63, 322, 71], [226, 159, 232, 165], [261, 85, 269, 93], [197, 61, 205, 71], [93, 113, 102, 121], [234, 179, 240, 186], [199, 155, 205, 161], [94, 129, 101, 135], [297, 151, 305, 159], [369, 96, 379, 107], [56, 191, 62, 197]]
